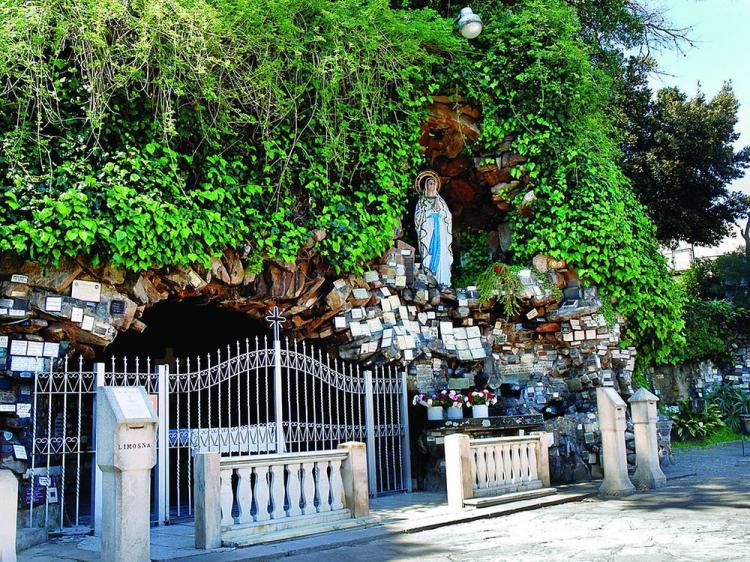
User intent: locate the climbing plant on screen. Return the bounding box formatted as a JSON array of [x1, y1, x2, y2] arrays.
[[0, 0, 456, 271], [438, 0, 684, 365], [0, 0, 684, 365]]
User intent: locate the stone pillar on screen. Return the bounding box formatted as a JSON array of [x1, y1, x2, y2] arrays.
[[629, 388, 667, 490], [337, 442, 369, 517], [531, 431, 551, 487], [96, 387, 158, 562], [444, 433, 473, 510], [596, 387, 635, 497], [0, 470, 18, 562], [194, 452, 222, 549]]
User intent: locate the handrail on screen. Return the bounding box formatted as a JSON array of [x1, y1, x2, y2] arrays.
[[221, 449, 349, 469]]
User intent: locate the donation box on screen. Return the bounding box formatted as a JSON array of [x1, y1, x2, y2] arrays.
[[97, 386, 157, 471], [96, 386, 158, 562]]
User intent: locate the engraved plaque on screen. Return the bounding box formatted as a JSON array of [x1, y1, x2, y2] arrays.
[[71, 280, 102, 302]]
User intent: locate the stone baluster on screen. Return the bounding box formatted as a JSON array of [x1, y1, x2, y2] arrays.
[[329, 458, 345, 510], [253, 466, 271, 521], [220, 468, 234, 526], [475, 447, 487, 488], [286, 463, 303, 517], [236, 468, 253, 524], [317, 461, 332, 512], [270, 465, 286, 519], [520, 442, 530, 481], [494, 445, 505, 483], [486, 447, 497, 488], [301, 462, 317, 515]]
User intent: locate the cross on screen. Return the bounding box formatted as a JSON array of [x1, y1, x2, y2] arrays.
[[265, 306, 287, 342]]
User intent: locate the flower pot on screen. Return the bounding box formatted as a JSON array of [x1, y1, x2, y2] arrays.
[[472, 405, 488, 418], [447, 406, 463, 420], [427, 406, 444, 421]]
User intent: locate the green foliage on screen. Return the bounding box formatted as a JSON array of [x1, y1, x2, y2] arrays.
[[0, 0, 456, 272], [669, 256, 750, 366], [671, 425, 741, 450], [672, 299, 743, 367], [670, 400, 725, 441], [475, 263, 523, 319], [684, 251, 750, 309], [453, 228, 493, 288], [620, 79, 750, 247], [0, 0, 685, 366], [445, 0, 684, 364], [708, 385, 750, 433]]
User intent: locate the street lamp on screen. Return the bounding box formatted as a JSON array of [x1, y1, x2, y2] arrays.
[[455, 7, 483, 39]]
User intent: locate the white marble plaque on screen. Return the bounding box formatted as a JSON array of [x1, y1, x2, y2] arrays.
[[81, 315, 95, 331], [10, 356, 44, 372], [16, 403, 31, 418], [71, 280, 102, 302], [11, 274, 28, 284], [43, 342, 60, 357], [0, 336, 7, 348], [10, 340, 27, 355], [112, 387, 154, 419], [26, 341, 44, 356], [13, 445, 27, 460], [45, 296, 63, 312], [71, 307, 84, 322]]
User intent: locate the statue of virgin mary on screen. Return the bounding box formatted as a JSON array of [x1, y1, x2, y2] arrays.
[[414, 171, 453, 287]]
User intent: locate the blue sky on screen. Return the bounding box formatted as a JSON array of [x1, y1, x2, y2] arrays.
[[646, 0, 749, 253], [648, 0, 750, 196]]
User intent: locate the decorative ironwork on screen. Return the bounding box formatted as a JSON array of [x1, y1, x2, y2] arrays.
[[27, 328, 409, 533]]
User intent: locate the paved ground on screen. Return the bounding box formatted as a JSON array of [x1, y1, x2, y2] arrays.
[[18, 441, 749, 561], [287, 442, 750, 562]]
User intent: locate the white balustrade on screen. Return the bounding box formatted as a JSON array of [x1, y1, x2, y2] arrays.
[[195, 442, 370, 548], [470, 437, 541, 493], [445, 432, 551, 509]]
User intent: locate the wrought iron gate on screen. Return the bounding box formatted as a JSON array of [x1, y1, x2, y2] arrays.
[[25, 314, 411, 532]]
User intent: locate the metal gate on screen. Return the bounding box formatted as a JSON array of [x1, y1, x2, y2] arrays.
[[24, 309, 411, 532]]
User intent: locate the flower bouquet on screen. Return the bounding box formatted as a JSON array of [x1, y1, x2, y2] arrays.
[[412, 390, 456, 420], [446, 390, 465, 420], [465, 389, 497, 418]]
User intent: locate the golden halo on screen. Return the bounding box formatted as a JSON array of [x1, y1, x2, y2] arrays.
[[414, 170, 441, 195]]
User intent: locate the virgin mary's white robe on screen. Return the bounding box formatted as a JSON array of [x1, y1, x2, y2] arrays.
[[415, 194, 453, 286]]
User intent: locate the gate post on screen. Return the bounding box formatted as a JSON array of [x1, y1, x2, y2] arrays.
[[400, 370, 413, 492], [93, 362, 105, 535], [156, 364, 170, 524], [363, 370, 377, 496]]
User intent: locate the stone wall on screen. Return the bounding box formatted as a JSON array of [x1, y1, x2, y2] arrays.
[[1, 238, 640, 486]]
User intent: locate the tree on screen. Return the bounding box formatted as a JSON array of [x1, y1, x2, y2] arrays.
[[620, 79, 750, 247]]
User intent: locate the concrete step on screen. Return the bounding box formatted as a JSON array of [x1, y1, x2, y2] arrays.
[[223, 515, 379, 548], [463, 487, 557, 509], [16, 527, 48, 552]]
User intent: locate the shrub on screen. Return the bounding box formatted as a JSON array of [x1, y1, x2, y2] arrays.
[[708, 385, 750, 432], [670, 400, 725, 441]]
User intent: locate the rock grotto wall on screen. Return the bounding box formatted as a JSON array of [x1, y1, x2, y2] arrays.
[[1, 240, 639, 485]]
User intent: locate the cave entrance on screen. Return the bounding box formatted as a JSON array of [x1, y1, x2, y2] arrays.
[[102, 299, 269, 366]]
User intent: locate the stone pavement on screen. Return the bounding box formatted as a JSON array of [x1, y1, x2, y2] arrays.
[[18, 441, 749, 561], [288, 442, 750, 562]]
